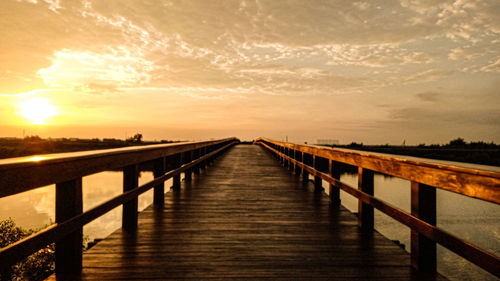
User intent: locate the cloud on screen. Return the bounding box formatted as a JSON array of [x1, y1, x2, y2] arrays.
[[415, 91, 441, 102], [37, 48, 155, 93], [480, 57, 500, 72]]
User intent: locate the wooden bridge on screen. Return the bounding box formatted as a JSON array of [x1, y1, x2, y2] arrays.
[[0, 138, 499, 280]]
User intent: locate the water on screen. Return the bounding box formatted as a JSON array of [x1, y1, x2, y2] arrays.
[[331, 173, 499, 281], [0, 162, 498, 280], [0, 171, 171, 243]]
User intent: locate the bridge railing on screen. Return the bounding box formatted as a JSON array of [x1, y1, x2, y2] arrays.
[[0, 138, 239, 276], [255, 137, 499, 277]]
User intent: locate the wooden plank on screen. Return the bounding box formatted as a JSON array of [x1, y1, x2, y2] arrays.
[[260, 141, 500, 276], [255, 138, 500, 204], [48, 145, 447, 280]]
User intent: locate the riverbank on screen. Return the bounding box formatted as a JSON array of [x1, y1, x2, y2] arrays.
[[324, 138, 500, 166], [0, 136, 179, 160]]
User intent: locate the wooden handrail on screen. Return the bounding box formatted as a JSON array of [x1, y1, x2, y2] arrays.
[[255, 138, 500, 277], [0, 138, 237, 198], [256, 138, 500, 204], [0, 138, 239, 275]]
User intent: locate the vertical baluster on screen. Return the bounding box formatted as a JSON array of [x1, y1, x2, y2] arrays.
[[294, 150, 302, 175], [329, 160, 341, 205], [358, 167, 374, 231], [194, 148, 200, 175], [200, 147, 206, 169], [411, 181, 437, 273], [55, 178, 83, 275], [313, 156, 323, 192], [172, 153, 181, 190], [184, 150, 192, 181], [153, 158, 165, 207], [302, 152, 309, 182], [123, 164, 138, 231], [288, 149, 294, 172]]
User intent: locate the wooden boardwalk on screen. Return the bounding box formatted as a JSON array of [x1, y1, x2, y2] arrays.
[[52, 144, 445, 280]]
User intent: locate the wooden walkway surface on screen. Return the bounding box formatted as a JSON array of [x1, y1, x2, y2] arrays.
[[51, 144, 445, 280]]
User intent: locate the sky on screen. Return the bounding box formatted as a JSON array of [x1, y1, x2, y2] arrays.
[[0, 0, 499, 144]]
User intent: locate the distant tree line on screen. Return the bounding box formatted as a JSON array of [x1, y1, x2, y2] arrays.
[[0, 134, 182, 160], [327, 138, 500, 166]]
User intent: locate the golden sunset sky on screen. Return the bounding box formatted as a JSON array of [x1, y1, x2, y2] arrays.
[[0, 0, 499, 143]]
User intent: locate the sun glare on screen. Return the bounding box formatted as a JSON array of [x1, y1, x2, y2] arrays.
[[18, 98, 58, 125]]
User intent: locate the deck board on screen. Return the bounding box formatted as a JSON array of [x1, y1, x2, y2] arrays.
[[49, 144, 445, 280]]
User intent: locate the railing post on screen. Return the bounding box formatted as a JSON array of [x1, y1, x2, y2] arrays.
[[329, 160, 341, 205], [170, 153, 181, 190], [55, 178, 83, 275], [288, 149, 294, 172], [411, 181, 437, 273], [358, 167, 374, 231], [302, 152, 309, 182], [294, 150, 301, 175], [153, 158, 165, 207], [200, 147, 206, 169], [193, 149, 200, 175], [123, 164, 138, 232], [313, 156, 323, 192], [184, 150, 192, 181]]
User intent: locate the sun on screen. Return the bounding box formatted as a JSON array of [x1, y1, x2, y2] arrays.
[[18, 98, 58, 125]]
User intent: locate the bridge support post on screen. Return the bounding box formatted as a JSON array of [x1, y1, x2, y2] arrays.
[[200, 147, 206, 169], [184, 151, 192, 182], [194, 149, 200, 175], [313, 156, 323, 192], [153, 158, 165, 207], [302, 152, 309, 183], [55, 178, 83, 275], [411, 182, 437, 274], [294, 150, 302, 175], [288, 149, 294, 172], [358, 167, 374, 231], [329, 160, 341, 205], [123, 164, 138, 232], [172, 153, 181, 190]]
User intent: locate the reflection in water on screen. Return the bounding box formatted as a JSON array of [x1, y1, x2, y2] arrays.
[[326, 173, 499, 281], [0, 171, 169, 244], [0, 170, 497, 281]]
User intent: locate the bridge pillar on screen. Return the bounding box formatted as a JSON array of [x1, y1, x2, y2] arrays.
[[358, 167, 374, 231], [123, 164, 138, 232], [171, 153, 181, 190], [153, 157, 166, 207], [313, 156, 323, 192], [411, 182, 437, 274], [302, 152, 309, 182], [55, 178, 83, 275], [184, 150, 192, 182], [288, 149, 295, 172], [329, 160, 341, 205], [294, 150, 302, 175], [193, 149, 200, 175]]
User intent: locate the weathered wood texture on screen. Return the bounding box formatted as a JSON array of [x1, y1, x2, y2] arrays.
[[257, 140, 500, 277], [255, 138, 500, 204], [48, 145, 445, 280]]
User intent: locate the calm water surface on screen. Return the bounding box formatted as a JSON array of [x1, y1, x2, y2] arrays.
[[0, 160, 498, 281]]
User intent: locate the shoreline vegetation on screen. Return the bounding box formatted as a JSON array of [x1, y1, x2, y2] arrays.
[[0, 134, 181, 160], [0, 136, 498, 166], [321, 138, 500, 167]]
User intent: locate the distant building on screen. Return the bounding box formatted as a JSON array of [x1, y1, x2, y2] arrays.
[[316, 139, 339, 145]]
